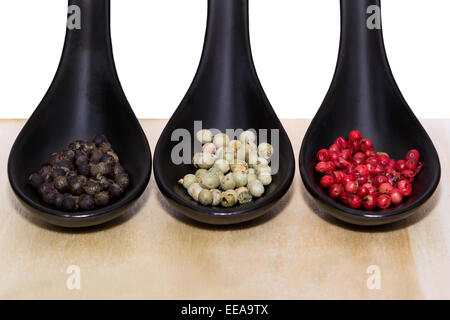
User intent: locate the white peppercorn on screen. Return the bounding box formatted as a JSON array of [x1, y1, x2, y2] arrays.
[[256, 157, 269, 167], [239, 130, 256, 144], [198, 189, 213, 206], [196, 129, 213, 144], [187, 183, 203, 202], [229, 140, 241, 153], [247, 173, 257, 184], [236, 187, 253, 204], [178, 174, 197, 189], [258, 142, 273, 160], [230, 160, 248, 173], [213, 159, 230, 174], [195, 169, 207, 179], [220, 173, 236, 191], [193, 152, 215, 169], [198, 171, 220, 189], [232, 171, 248, 188], [202, 142, 216, 154], [211, 189, 222, 206], [256, 164, 272, 176], [248, 180, 265, 197], [178, 128, 276, 208], [235, 145, 247, 161], [221, 190, 237, 207], [258, 172, 272, 186], [216, 146, 235, 163], [213, 133, 229, 148], [244, 141, 257, 158], [247, 150, 258, 167], [208, 167, 224, 181]]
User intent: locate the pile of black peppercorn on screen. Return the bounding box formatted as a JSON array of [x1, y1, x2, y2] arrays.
[[28, 134, 130, 211]]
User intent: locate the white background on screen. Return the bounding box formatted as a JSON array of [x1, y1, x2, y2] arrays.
[[0, 0, 449, 119]]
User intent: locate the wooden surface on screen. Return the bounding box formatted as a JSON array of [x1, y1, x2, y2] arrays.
[[0, 119, 448, 300]]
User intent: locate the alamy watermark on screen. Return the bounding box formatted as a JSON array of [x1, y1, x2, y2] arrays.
[[366, 265, 381, 290], [367, 5, 381, 30], [67, 5, 81, 30], [170, 121, 280, 174], [66, 265, 81, 290]]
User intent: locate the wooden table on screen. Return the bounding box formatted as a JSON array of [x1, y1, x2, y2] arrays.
[[0, 119, 448, 300]]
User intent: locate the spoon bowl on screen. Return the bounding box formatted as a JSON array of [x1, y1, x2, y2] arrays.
[[299, 0, 440, 226], [8, 0, 151, 228], [154, 0, 295, 225]]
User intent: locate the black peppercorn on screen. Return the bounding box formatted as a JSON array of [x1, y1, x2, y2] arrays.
[[39, 166, 53, 183], [53, 176, 68, 192], [37, 182, 54, 196], [66, 170, 77, 179], [113, 164, 125, 176], [68, 140, 83, 151], [78, 175, 88, 184], [53, 193, 64, 209], [90, 162, 111, 177], [89, 163, 100, 177], [49, 153, 63, 167], [44, 175, 53, 182], [58, 159, 74, 171], [115, 173, 130, 189], [51, 167, 66, 179], [39, 166, 53, 178], [83, 179, 101, 195], [100, 142, 112, 153], [29, 134, 130, 212], [42, 190, 57, 204], [69, 176, 86, 195], [42, 174, 53, 183], [62, 194, 77, 211], [77, 162, 90, 176], [81, 142, 96, 156], [28, 173, 44, 189], [75, 154, 89, 167], [62, 150, 75, 161], [90, 148, 103, 164], [78, 194, 95, 210], [94, 191, 110, 207], [97, 175, 111, 190], [74, 196, 80, 209], [107, 151, 119, 162], [100, 153, 115, 166], [99, 162, 111, 176], [74, 149, 85, 159], [92, 134, 108, 147], [109, 183, 123, 198]]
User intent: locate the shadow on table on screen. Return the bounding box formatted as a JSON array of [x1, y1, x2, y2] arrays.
[[300, 180, 441, 233], [8, 185, 150, 234], [157, 187, 293, 231]]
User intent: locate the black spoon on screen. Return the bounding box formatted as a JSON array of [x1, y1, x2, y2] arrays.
[[299, 0, 441, 226], [7, 0, 151, 228], [154, 0, 295, 225]]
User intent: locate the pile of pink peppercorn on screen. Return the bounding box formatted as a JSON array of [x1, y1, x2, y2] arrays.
[[315, 130, 423, 210]]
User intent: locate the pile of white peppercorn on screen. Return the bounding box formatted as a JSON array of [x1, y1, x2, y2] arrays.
[[178, 129, 274, 207], [28, 135, 130, 211]]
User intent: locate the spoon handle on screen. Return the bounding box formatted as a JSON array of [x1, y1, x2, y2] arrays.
[[198, 0, 253, 76], [336, 0, 389, 80], [58, 0, 115, 80], [175, 0, 274, 124], [65, 0, 110, 50]]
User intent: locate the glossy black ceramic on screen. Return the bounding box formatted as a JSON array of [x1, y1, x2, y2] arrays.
[[299, 0, 441, 226], [8, 0, 151, 228], [154, 0, 295, 225]]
